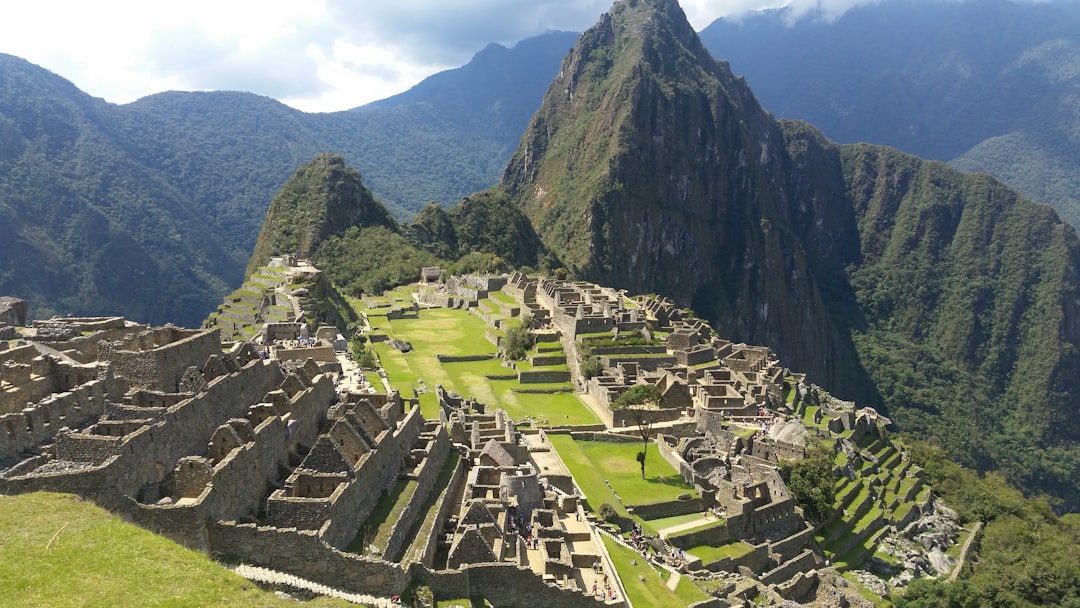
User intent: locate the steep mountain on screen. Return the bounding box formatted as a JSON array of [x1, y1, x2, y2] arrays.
[[413, 190, 549, 270], [0, 33, 571, 325], [247, 153, 396, 275], [699, 0, 1080, 226], [502, 0, 859, 390], [501, 0, 1080, 509], [0, 54, 240, 327], [247, 154, 437, 297]]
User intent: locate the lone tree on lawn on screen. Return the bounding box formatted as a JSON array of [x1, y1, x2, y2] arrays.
[[612, 384, 663, 479]]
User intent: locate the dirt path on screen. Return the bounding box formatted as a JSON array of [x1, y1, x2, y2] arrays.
[[657, 515, 714, 539], [949, 521, 983, 582]]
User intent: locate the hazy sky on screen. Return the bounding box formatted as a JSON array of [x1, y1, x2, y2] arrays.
[[1, 0, 909, 112]]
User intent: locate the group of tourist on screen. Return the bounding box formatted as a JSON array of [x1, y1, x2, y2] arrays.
[[590, 562, 618, 601]]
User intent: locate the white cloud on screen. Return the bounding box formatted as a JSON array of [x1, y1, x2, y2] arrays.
[[0, 0, 972, 112]]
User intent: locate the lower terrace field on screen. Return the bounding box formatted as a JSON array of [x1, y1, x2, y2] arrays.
[[361, 301, 600, 426], [546, 435, 698, 521]]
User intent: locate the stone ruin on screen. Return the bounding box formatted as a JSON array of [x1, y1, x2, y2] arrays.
[[0, 284, 607, 608]]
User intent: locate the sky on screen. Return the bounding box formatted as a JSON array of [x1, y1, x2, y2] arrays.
[[1, 0, 930, 113]]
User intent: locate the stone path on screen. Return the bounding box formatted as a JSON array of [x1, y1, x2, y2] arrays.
[[948, 521, 983, 582], [666, 570, 682, 591], [232, 563, 394, 607], [657, 515, 713, 539]]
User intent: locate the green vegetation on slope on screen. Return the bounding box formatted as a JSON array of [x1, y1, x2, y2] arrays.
[[894, 442, 1080, 607], [0, 492, 356, 608], [841, 144, 1080, 511]]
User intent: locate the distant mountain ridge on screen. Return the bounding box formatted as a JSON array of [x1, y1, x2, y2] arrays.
[[699, 0, 1080, 225], [0, 32, 573, 326]]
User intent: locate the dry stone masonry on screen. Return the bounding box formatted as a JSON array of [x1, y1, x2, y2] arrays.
[[0, 261, 962, 607]]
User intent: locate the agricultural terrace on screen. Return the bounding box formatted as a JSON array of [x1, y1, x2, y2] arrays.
[[359, 297, 600, 426], [546, 436, 698, 527]]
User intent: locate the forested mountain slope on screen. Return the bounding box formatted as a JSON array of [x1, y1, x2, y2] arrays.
[[500, 0, 1080, 510], [0, 33, 570, 325], [699, 0, 1080, 226]]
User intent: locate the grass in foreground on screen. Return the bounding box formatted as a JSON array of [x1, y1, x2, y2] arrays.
[[0, 492, 356, 608]]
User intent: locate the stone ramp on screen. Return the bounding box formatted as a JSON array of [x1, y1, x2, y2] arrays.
[[233, 563, 394, 606]]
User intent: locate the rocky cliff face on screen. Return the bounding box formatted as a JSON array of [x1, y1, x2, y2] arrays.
[[500, 0, 1080, 508], [501, 0, 854, 386]]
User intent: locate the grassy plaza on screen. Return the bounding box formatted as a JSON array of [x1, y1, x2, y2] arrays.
[[362, 302, 600, 425]]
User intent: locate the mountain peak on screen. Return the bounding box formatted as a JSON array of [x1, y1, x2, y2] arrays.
[[246, 153, 395, 276], [500, 0, 843, 386]]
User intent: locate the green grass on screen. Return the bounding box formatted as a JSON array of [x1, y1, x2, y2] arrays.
[[361, 305, 600, 426], [547, 436, 695, 512], [687, 540, 755, 564], [347, 478, 419, 554], [0, 493, 357, 607], [402, 453, 462, 564], [674, 574, 712, 605], [667, 518, 725, 538], [488, 290, 517, 306], [602, 535, 689, 607]]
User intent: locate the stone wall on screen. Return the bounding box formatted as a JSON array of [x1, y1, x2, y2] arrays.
[[412, 563, 607, 608], [209, 521, 412, 598], [668, 520, 733, 549], [381, 425, 451, 561], [275, 345, 337, 363], [1, 379, 107, 460], [629, 497, 702, 520], [518, 370, 571, 384]]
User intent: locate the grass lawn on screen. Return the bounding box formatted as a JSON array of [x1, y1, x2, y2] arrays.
[[674, 573, 712, 605], [547, 436, 696, 513], [488, 290, 517, 306], [687, 540, 755, 564], [667, 518, 726, 538], [0, 493, 357, 608], [602, 535, 689, 607], [361, 305, 600, 426]]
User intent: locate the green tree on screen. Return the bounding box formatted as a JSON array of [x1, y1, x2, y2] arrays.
[[779, 442, 836, 522], [502, 320, 534, 361], [612, 384, 663, 479]]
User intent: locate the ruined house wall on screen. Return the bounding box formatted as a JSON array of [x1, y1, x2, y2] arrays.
[[656, 435, 695, 485], [8, 359, 280, 504], [381, 425, 451, 560], [760, 548, 818, 586], [417, 457, 469, 567], [317, 405, 426, 549], [101, 328, 221, 392], [1, 379, 107, 460]]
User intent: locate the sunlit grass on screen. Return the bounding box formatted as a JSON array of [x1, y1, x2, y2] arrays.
[[0, 493, 357, 608]]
